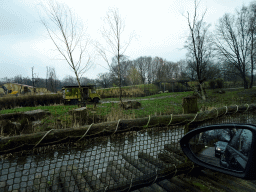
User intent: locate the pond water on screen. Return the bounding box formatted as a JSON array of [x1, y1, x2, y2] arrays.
[[0, 126, 183, 191], [1, 111, 256, 191]]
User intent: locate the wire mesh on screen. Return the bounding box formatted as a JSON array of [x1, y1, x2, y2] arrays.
[[1, 110, 256, 191]]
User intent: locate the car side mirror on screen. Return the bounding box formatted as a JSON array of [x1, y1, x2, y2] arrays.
[[180, 124, 256, 180]]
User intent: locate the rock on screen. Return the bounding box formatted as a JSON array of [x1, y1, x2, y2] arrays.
[[119, 100, 141, 110], [214, 90, 225, 94], [164, 90, 169, 93], [158, 91, 163, 94]]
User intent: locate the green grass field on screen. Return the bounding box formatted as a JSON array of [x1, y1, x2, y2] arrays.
[[1, 86, 256, 133]]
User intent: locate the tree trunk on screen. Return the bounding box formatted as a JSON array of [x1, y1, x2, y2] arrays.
[[250, 32, 254, 89], [250, 70, 254, 89], [243, 76, 248, 89], [199, 83, 206, 100]]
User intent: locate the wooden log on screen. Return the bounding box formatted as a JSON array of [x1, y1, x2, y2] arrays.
[[162, 149, 186, 163], [150, 183, 168, 192], [109, 160, 137, 181], [122, 154, 154, 175], [111, 161, 165, 192], [71, 165, 92, 192], [59, 165, 80, 192], [33, 173, 51, 192], [137, 186, 155, 192], [106, 164, 128, 185], [164, 144, 186, 162], [138, 152, 170, 169], [100, 160, 197, 192], [157, 179, 184, 192], [170, 176, 201, 192], [158, 151, 183, 164], [1, 103, 256, 152], [99, 171, 116, 188], [82, 168, 105, 191], [138, 156, 175, 192], [50, 173, 63, 192], [139, 158, 158, 174], [163, 144, 183, 156], [122, 160, 145, 179]]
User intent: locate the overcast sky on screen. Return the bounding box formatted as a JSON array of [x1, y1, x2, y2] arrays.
[[0, 0, 249, 81]]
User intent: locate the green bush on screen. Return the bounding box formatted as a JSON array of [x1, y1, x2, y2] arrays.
[[209, 80, 216, 89], [216, 78, 224, 88]]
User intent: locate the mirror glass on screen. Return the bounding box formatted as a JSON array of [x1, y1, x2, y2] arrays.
[[189, 128, 252, 172]]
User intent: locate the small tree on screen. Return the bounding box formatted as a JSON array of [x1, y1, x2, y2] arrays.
[[183, 0, 213, 100], [95, 8, 134, 107], [39, 0, 93, 106]]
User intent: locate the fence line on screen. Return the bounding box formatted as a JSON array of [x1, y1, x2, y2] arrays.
[[1, 103, 256, 191], [1, 103, 255, 154]]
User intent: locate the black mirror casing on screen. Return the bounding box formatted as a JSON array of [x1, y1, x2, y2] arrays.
[[180, 124, 256, 180]]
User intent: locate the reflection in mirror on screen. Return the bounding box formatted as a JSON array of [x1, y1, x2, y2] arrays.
[[189, 128, 252, 172]]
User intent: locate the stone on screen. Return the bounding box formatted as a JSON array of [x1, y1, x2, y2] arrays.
[[213, 90, 225, 94], [119, 100, 141, 110]]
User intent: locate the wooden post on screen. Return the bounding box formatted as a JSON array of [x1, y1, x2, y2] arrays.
[[182, 96, 199, 134], [182, 96, 199, 114], [69, 107, 87, 126]]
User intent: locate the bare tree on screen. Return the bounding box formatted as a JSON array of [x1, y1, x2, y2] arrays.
[[62, 75, 77, 86], [47, 67, 57, 92], [95, 8, 133, 106], [183, 0, 213, 100], [39, 0, 93, 106], [13, 75, 23, 84], [134, 56, 148, 84], [96, 72, 112, 88], [31, 66, 37, 94], [176, 59, 189, 80], [110, 55, 131, 87], [151, 57, 164, 83], [144, 56, 153, 84], [248, 2, 256, 88], [214, 6, 252, 89], [46, 66, 49, 90]]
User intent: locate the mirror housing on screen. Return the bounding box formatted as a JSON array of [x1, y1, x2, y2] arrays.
[[180, 124, 256, 180]]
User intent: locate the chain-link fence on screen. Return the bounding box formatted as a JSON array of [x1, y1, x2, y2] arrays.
[[1, 104, 256, 191]]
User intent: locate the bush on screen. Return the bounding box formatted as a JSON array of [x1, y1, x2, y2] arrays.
[[216, 78, 224, 88], [209, 80, 216, 89]]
